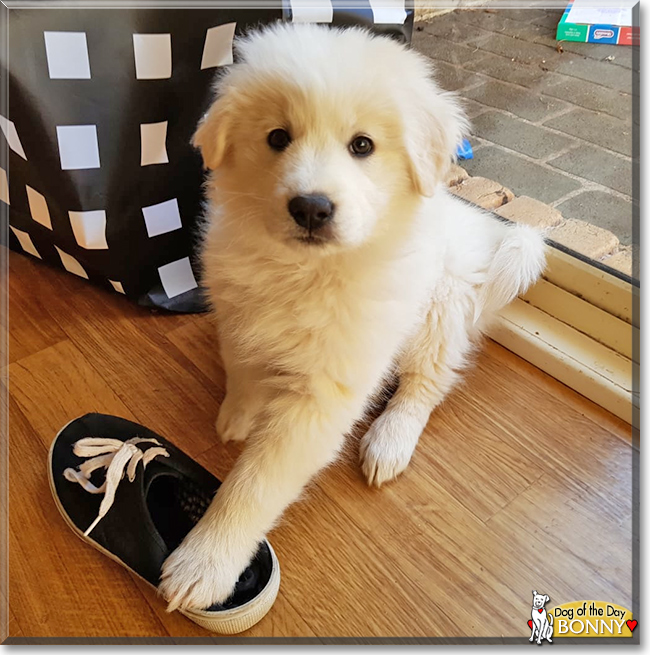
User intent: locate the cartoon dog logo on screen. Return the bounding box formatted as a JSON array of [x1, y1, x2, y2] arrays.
[[529, 590, 554, 644]]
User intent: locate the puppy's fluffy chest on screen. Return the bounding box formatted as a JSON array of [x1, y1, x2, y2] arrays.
[[206, 229, 439, 377]]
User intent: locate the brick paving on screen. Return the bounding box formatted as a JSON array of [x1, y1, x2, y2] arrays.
[[413, 7, 637, 247]]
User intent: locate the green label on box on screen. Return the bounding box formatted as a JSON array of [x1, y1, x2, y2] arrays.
[[557, 21, 589, 42]]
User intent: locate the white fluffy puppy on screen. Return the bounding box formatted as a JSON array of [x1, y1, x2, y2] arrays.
[[160, 23, 546, 610]]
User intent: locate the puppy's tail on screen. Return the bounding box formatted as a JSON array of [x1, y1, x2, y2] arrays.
[[474, 223, 547, 323]]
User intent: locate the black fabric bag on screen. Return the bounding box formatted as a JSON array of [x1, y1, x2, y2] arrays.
[[4, 3, 413, 312]]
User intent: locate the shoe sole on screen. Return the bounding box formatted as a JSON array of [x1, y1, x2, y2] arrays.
[[48, 416, 281, 635]]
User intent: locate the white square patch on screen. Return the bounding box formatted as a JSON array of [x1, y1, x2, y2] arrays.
[[56, 125, 100, 170], [26, 186, 52, 229], [0, 115, 27, 160], [44, 31, 91, 79], [290, 0, 334, 23], [109, 280, 125, 294], [201, 23, 236, 69], [140, 121, 169, 166], [0, 167, 8, 205], [158, 257, 198, 298], [55, 246, 88, 279], [10, 226, 41, 259], [133, 34, 172, 79], [69, 210, 108, 249], [368, 0, 407, 24], [142, 198, 182, 237]]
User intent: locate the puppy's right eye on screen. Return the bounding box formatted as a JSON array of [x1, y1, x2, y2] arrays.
[[267, 129, 292, 152]]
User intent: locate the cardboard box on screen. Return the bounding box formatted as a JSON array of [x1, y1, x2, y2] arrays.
[[556, 0, 640, 45]]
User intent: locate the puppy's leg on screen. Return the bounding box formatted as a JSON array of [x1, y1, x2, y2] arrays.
[[216, 339, 267, 443], [216, 365, 266, 444], [361, 296, 473, 486], [160, 382, 370, 610]]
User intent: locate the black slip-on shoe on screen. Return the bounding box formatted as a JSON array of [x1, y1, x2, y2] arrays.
[[48, 413, 280, 634]]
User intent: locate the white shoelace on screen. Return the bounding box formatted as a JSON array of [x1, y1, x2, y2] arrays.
[[63, 437, 170, 536]]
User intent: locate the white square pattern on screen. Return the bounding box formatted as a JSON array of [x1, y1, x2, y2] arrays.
[[133, 34, 172, 79], [10, 226, 41, 259], [201, 23, 237, 69], [0, 115, 27, 160], [69, 209, 108, 249], [56, 125, 101, 170], [55, 246, 88, 278], [142, 198, 182, 237], [109, 280, 125, 294], [290, 0, 334, 23], [140, 121, 169, 166], [368, 0, 407, 24], [26, 186, 53, 229], [158, 257, 198, 298], [0, 167, 8, 205], [44, 31, 91, 79]]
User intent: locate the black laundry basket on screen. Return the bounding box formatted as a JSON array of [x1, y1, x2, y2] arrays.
[[3, 3, 414, 312]]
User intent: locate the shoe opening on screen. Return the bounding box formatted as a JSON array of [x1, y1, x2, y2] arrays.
[[147, 474, 273, 610]]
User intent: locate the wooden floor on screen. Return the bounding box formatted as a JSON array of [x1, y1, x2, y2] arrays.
[[4, 250, 633, 640]]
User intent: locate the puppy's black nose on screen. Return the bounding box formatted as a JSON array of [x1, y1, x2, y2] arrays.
[[288, 195, 334, 231]]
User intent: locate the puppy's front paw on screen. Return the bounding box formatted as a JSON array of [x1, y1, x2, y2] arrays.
[[159, 528, 250, 612], [216, 394, 255, 444], [360, 412, 420, 487]]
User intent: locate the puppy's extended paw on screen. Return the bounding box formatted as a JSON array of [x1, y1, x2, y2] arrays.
[[216, 394, 256, 444], [360, 411, 421, 487], [159, 527, 252, 612]]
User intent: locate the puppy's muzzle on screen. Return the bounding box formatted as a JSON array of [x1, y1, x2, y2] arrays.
[[288, 194, 335, 233]]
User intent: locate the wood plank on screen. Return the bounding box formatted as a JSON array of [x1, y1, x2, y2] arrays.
[[7, 604, 24, 638], [317, 450, 525, 637], [483, 339, 633, 445], [457, 346, 632, 515], [9, 275, 221, 457], [319, 440, 629, 636], [166, 318, 226, 391], [315, 442, 631, 637], [9, 340, 134, 452], [487, 473, 632, 604], [7, 253, 67, 365], [9, 250, 193, 342], [407, 391, 545, 522]]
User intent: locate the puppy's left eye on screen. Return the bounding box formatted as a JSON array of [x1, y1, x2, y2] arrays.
[[349, 135, 374, 157], [268, 128, 292, 152]]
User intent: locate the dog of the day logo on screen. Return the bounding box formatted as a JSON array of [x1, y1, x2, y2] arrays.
[[528, 591, 554, 644], [527, 594, 637, 641]]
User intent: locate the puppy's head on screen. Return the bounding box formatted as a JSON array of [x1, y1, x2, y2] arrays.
[[194, 23, 468, 254]]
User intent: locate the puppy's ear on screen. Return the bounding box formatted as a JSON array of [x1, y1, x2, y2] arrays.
[[544, 595, 550, 603], [404, 72, 468, 197], [192, 90, 234, 170], [532, 590, 537, 596]]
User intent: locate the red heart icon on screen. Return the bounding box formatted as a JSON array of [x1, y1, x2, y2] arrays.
[[627, 620, 637, 632], [527, 620, 533, 629], [538, 608, 543, 613]]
